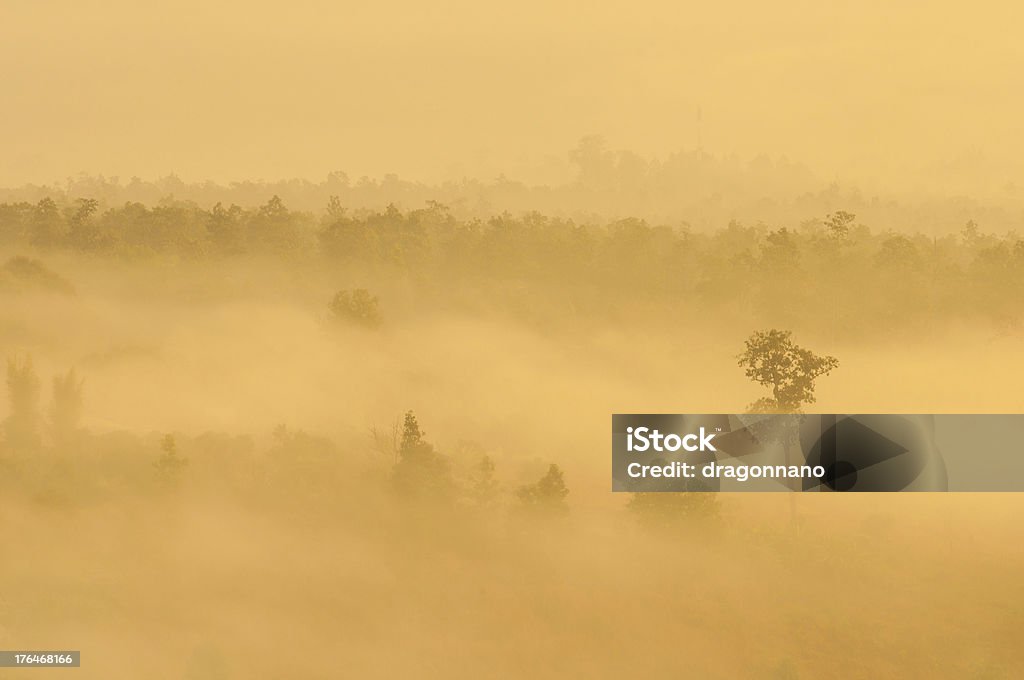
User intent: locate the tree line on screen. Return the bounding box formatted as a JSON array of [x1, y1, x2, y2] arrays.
[[2, 197, 1021, 333], [1, 355, 572, 516], [3, 327, 839, 525]]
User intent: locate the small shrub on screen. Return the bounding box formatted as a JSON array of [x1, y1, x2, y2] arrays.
[[327, 288, 381, 328]]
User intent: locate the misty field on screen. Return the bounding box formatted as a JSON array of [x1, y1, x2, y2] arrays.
[[1, 200, 1023, 679], [6, 0, 1024, 675]]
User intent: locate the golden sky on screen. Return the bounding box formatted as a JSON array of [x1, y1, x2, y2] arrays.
[[3, 0, 1023, 192]]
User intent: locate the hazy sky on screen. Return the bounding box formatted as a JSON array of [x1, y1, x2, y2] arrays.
[[3, 0, 1023, 192]]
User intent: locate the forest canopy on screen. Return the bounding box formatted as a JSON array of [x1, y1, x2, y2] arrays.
[[1, 195, 1021, 337]]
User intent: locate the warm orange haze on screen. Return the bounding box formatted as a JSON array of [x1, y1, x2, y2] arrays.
[[5, 0, 1024, 197], [2, 2, 1024, 679]]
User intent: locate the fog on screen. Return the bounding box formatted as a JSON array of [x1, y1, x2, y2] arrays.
[[3, 2, 1024, 674], [1, 210, 1022, 676], [4, 1, 1024, 197]]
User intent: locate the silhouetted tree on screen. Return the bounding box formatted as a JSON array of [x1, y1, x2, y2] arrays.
[[875, 234, 921, 270], [824, 211, 856, 240], [327, 289, 380, 328], [737, 330, 838, 413], [4, 356, 41, 452], [207, 202, 246, 254], [51, 368, 84, 449], [392, 411, 452, 500], [154, 434, 188, 485], [961, 219, 981, 247], [30, 197, 66, 248], [249, 195, 300, 251], [761, 228, 801, 273], [471, 454, 500, 507], [2, 256, 75, 294], [319, 205, 380, 262], [67, 198, 102, 250], [738, 330, 838, 509], [400, 411, 423, 454], [516, 463, 569, 515]]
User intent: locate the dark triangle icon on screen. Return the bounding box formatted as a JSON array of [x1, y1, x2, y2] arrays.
[[803, 416, 915, 491]]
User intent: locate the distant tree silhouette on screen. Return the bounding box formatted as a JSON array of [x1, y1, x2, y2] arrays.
[[67, 198, 102, 250], [392, 411, 451, 500], [961, 219, 981, 247], [207, 202, 246, 255], [399, 411, 423, 453], [30, 197, 66, 248], [824, 211, 856, 240], [875, 234, 921, 270], [325, 195, 346, 220], [154, 434, 188, 485], [4, 356, 41, 452], [761, 228, 801, 273], [471, 454, 500, 507], [249, 195, 300, 251], [51, 368, 84, 449], [516, 464, 569, 515], [2, 256, 75, 294], [757, 229, 805, 323], [318, 205, 380, 262], [327, 289, 380, 328]]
